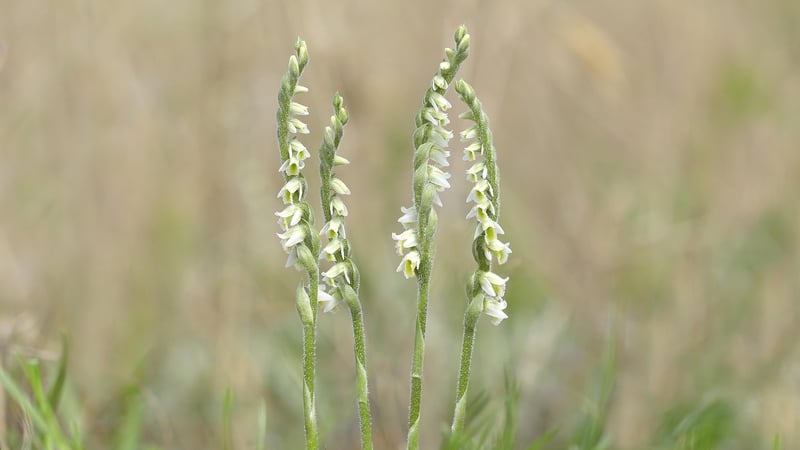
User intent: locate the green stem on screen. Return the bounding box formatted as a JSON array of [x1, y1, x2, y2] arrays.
[[407, 225, 434, 450], [405, 26, 470, 450], [300, 269, 319, 450], [451, 297, 482, 435], [345, 289, 373, 450], [301, 320, 318, 450]]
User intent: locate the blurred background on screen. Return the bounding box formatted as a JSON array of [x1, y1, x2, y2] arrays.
[[1, 0, 799, 448]]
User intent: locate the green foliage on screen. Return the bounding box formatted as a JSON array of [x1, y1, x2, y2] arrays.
[[0, 339, 80, 449], [653, 399, 736, 449]]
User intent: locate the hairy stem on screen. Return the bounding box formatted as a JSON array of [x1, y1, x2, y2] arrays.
[[301, 271, 319, 450], [346, 293, 373, 450], [405, 25, 470, 450], [451, 297, 481, 435], [407, 254, 431, 450]]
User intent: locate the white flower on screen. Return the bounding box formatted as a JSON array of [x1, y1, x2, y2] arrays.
[[428, 92, 451, 112], [294, 84, 309, 94], [330, 178, 351, 195], [429, 146, 450, 167], [483, 296, 508, 325], [466, 203, 494, 223], [427, 165, 451, 191], [289, 139, 309, 161], [287, 118, 309, 134], [278, 178, 303, 204], [397, 206, 417, 229], [289, 101, 309, 116], [277, 225, 306, 250], [463, 142, 482, 161], [460, 126, 478, 141], [396, 250, 421, 279], [333, 155, 350, 166], [318, 285, 341, 313], [466, 179, 493, 207], [392, 229, 418, 255], [322, 262, 351, 284], [320, 216, 346, 239], [279, 157, 304, 176], [275, 204, 303, 228], [484, 238, 512, 265], [432, 74, 447, 90], [330, 196, 349, 217], [476, 219, 505, 241], [478, 271, 508, 298], [284, 246, 301, 270], [424, 108, 449, 127], [466, 162, 487, 183], [431, 127, 454, 145], [320, 238, 345, 261]]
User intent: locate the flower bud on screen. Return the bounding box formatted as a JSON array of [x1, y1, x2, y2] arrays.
[[295, 284, 313, 325]]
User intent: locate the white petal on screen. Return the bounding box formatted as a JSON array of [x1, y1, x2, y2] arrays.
[[429, 146, 450, 167], [289, 118, 309, 134], [289, 139, 309, 160], [483, 298, 508, 325], [396, 251, 420, 279], [320, 217, 345, 239], [290, 102, 309, 116], [333, 155, 350, 166], [428, 166, 451, 190], [331, 178, 351, 195], [275, 204, 303, 227], [460, 126, 478, 141], [318, 286, 340, 313], [330, 196, 349, 217], [428, 92, 451, 111], [397, 206, 417, 228], [322, 262, 350, 283], [277, 226, 306, 248]]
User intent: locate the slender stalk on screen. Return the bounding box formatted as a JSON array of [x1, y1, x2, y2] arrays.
[[301, 275, 319, 450], [276, 38, 320, 450], [342, 286, 373, 450], [406, 244, 432, 450], [318, 94, 374, 449], [451, 297, 481, 434], [404, 26, 471, 450], [448, 79, 512, 438]]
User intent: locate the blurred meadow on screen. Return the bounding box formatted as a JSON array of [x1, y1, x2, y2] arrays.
[[1, 0, 800, 448]]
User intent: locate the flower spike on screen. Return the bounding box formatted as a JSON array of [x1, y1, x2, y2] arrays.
[[317, 93, 375, 449], [275, 37, 321, 450], [450, 78, 512, 438], [401, 25, 471, 450]]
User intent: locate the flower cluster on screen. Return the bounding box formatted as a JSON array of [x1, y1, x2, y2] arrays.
[[456, 79, 511, 325], [393, 26, 470, 280], [276, 39, 315, 272], [318, 94, 356, 313]]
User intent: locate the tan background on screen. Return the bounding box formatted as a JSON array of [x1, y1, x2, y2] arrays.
[[1, 0, 799, 448]]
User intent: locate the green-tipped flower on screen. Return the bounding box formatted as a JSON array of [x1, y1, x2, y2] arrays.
[[317, 93, 375, 450], [456, 78, 511, 324], [318, 93, 358, 305], [450, 78, 511, 438], [393, 26, 470, 282], [276, 38, 320, 450], [276, 39, 316, 272], [402, 25, 471, 450]]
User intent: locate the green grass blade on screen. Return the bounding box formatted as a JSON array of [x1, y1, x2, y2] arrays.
[[222, 387, 234, 450], [256, 401, 267, 450], [114, 388, 144, 450], [525, 428, 559, 450], [47, 336, 70, 413]]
